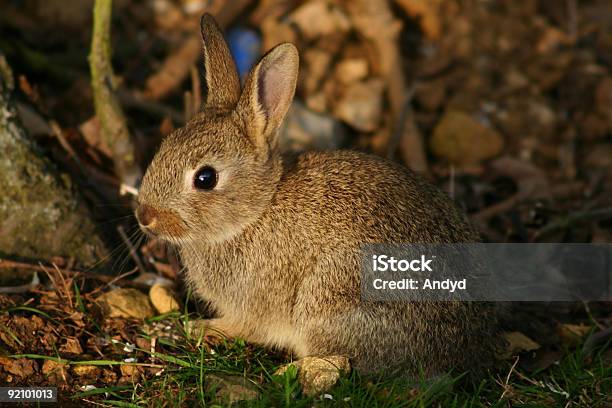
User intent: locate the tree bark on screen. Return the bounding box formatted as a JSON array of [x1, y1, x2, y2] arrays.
[[0, 54, 108, 283]]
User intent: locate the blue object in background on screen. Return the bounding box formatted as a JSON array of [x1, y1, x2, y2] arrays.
[[227, 27, 261, 80]]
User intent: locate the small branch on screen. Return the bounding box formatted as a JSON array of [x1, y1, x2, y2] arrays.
[[534, 207, 612, 240], [117, 89, 183, 123], [582, 327, 612, 358], [49, 120, 88, 175], [471, 182, 585, 224], [89, 0, 141, 189], [0, 273, 39, 294], [0, 259, 134, 286]]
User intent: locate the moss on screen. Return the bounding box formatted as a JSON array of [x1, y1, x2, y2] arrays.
[[0, 55, 108, 282]]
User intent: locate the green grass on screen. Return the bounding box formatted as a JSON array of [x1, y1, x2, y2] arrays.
[[64, 313, 611, 407]]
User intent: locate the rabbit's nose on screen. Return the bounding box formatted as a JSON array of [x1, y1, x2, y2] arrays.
[[136, 204, 158, 229]]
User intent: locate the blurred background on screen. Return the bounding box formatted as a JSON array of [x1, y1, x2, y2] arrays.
[[0, 0, 611, 277]]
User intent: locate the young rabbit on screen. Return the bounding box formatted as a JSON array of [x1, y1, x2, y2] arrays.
[[136, 14, 500, 376]]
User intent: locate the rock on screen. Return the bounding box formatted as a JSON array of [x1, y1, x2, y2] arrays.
[[288, 0, 351, 41], [0, 54, 108, 283], [275, 356, 350, 397], [96, 288, 155, 319], [279, 101, 347, 153], [149, 283, 180, 314], [101, 368, 117, 384], [430, 111, 504, 166], [206, 374, 259, 403], [42, 360, 70, 384], [0, 357, 37, 379], [59, 337, 83, 355], [119, 364, 142, 381], [335, 58, 369, 85], [72, 365, 101, 378], [334, 79, 385, 132]]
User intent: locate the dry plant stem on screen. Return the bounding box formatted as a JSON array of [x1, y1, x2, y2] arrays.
[[50, 120, 88, 176], [582, 327, 612, 358], [534, 207, 612, 240], [117, 89, 183, 123], [0, 259, 136, 287], [89, 0, 141, 189], [498, 356, 520, 401], [117, 225, 146, 276], [472, 181, 586, 223]]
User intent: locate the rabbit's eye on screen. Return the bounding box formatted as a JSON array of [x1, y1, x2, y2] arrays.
[[193, 166, 218, 190]]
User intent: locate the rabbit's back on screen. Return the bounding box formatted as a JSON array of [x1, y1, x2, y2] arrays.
[[273, 149, 478, 245]]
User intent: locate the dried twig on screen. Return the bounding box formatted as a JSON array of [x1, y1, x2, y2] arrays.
[[582, 327, 612, 358], [0, 273, 39, 294], [534, 207, 612, 240], [472, 182, 586, 223], [49, 120, 88, 175], [0, 259, 133, 286], [117, 89, 183, 123], [498, 356, 520, 401], [89, 0, 141, 189], [117, 225, 147, 276]]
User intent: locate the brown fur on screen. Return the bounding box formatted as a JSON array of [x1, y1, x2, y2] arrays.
[[136, 14, 500, 376]]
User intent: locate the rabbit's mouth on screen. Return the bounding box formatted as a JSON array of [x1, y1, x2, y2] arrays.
[[135, 204, 188, 241]]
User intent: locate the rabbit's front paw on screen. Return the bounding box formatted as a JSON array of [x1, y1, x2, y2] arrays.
[[187, 318, 242, 339]]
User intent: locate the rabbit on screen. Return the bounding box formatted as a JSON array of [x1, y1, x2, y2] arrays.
[[135, 13, 501, 377]]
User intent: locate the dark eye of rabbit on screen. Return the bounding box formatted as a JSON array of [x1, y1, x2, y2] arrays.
[[193, 166, 218, 190]]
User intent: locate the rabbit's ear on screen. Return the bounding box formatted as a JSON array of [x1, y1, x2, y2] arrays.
[[200, 14, 241, 109], [236, 43, 299, 152]]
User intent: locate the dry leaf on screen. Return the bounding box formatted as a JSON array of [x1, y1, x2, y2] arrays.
[[500, 331, 541, 359]]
